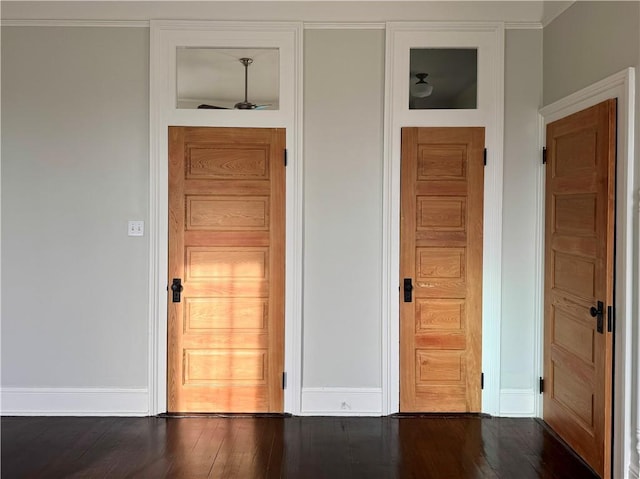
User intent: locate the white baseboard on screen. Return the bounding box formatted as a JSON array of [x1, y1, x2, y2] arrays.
[[499, 388, 536, 417], [0, 386, 536, 418], [301, 388, 382, 416], [300, 387, 535, 417], [1, 387, 149, 416]]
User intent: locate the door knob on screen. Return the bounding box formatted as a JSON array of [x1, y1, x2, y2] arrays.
[[590, 300, 604, 334], [171, 278, 183, 303], [403, 278, 413, 303]]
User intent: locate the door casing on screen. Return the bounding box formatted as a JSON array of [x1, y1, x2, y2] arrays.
[[383, 22, 505, 415], [149, 21, 303, 415]]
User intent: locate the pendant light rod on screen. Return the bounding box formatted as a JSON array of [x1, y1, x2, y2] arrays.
[[240, 57, 253, 104]]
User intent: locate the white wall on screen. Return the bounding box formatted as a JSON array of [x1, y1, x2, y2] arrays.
[[499, 29, 542, 413], [543, 1, 640, 105], [1, 27, 149, 402], [302, 29, 384, 394]]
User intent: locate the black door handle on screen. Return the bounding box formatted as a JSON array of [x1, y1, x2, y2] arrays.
[[403, 278, 413, 303], [590, 300, 604, 334], [171, 278, 183, 303]]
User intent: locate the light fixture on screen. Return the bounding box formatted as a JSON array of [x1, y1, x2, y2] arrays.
[[411, 73, 433, 98]]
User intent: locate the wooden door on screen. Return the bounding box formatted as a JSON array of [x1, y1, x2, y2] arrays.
[[168, 127, 285, 413], [543, 99, 616, 477], [400, 127, 484, 412]]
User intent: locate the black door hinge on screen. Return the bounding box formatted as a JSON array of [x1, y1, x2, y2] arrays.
[[608, 305, 614, 333], [284, 149, 288, 167], [539, 377, 544, 394], [542, 147, 547, 164], [481, 373, 484, 390], [483, 148, 487, 166], [282, 372, 287, 389]]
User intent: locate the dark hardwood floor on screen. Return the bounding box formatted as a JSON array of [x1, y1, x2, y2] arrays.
[[1, 415, 598, 478]]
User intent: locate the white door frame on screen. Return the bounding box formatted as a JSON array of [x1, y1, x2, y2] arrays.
[[382, 22, 505, 415], [537, 68, 636, 479], [148, 20, 304, 415]]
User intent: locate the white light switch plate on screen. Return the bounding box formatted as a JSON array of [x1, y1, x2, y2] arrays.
[[128, 220, 144, 237]]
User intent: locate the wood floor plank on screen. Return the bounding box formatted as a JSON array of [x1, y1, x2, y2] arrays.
[[1, 416, 599, 478]]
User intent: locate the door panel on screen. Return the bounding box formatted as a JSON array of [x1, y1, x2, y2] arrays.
[[168, 127, 285, 413], [400, 127, 484, 412], [543, 99, 616, 477]]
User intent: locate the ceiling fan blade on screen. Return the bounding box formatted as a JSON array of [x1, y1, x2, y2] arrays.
[[197, 104, 229, 109]]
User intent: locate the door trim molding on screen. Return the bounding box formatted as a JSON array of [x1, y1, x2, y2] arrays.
[[383, 21, 505, 415], [538, 67, 636, 479], [148, 20, 304, 415]]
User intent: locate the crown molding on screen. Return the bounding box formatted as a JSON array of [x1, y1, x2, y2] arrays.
[[304, 22, 385, 30], [504, 22, 542, 30], [3, 19, 541, 30], [1, 19, 149, 27]]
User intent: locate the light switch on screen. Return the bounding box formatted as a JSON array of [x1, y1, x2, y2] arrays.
[[128, 220, 144, 237]]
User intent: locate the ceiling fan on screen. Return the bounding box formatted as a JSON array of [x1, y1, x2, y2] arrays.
[[198, 57, 269, 110]]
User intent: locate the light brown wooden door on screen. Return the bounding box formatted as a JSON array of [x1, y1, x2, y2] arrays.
[[543, 99, 616, 477], [400, 127, 484, 412], [168, 127, 285, 413]]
